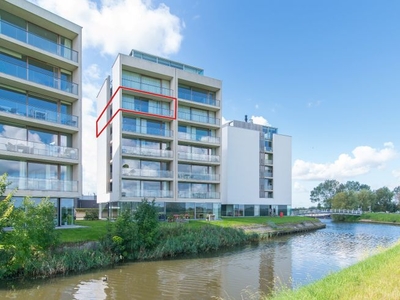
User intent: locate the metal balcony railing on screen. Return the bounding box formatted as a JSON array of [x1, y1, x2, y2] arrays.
[[121, 190, 173, 198], [121, 146, 173, 158], [122, 168, 173, 178], [178, 191, 220, 199], [178, 111, 220, 125], [177, 152, 220, 162], [0, 97, 78, 127], [0, 57, 78, 95], [0, 20, 78, 62], [122, 124, 173, 137], [122, 78, 173, 97], [7, 176, 78, 192], [122, 100, 173, 117], [178, 172, 220, 181], [178, 132, 219, 144], [0, 136, 79, 159]]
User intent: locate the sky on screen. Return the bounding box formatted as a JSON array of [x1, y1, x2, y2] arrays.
[[30, 0, 400, 208]]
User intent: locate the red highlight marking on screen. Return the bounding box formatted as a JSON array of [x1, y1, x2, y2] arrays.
[[96, 86, 176, 138]]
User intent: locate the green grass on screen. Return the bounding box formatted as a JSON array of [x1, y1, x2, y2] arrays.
[[361, 212, 400, 223], [269, 242, 400, 300], [59, 220, 110, 243], [59, 216, 316, 244]]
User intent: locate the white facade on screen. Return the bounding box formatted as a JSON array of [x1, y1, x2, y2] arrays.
[[221, 120, 292, 216], [97, 50, 222, 219], [0, 0, 82, 225]]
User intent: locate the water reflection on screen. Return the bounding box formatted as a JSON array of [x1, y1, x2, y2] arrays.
[[1, 220, 400, 299]]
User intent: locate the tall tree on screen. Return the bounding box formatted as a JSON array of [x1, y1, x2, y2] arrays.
[[373, 187, 395, 212], [357, 189, 376, 211], [310, 180, 343, 208], [343, 181, 370, 192]]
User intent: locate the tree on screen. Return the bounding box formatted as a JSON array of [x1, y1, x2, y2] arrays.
[[310, 180, 343, 208], [343, 181, 370, 192], [357, 189, 376, 211], [331, 191, 359, 210], [134, 198, 159, 250], [373, 187, 395, 212]]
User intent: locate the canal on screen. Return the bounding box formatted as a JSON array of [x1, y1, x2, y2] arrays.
[[1, 219, 400, 299]]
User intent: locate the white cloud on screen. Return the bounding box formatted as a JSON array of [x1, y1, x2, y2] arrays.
[[393, 169, 400, 179], [250, 116, 271, 126], [30, 0, 184, 56], [293, 144, 398, 181], [293, 182, 308, 193]]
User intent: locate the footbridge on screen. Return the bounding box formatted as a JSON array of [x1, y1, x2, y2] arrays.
[[294, 209, 363, 218]]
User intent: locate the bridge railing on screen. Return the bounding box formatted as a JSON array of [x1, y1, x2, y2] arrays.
[[293, 209, 363, 216]]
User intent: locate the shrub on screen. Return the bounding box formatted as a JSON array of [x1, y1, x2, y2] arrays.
[[84, 209, 99, 221]]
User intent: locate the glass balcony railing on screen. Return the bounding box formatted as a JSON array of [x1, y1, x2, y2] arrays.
[[264, 159, 273, 165], [178, 191, 220, 199], [0, 136, 79, 160], [0, 97, 78, 127], [121, 146, 173, 158], [122, 78, 173, 97], [178, 132, 219, 144], [122, 124, 173, 137], [178, 172, 219, 181], [263, 172, 273, 177], [7, 176, 78, 192], [122, 100, 173, 117], [0, 57, 79, 95], [178, 88, 220, 107], [0, 20, 78, 62], [178, 111, 220, 125], [122, 168, 173, 178], [177, 152, 220, 163], [121, 190, 173, 198]]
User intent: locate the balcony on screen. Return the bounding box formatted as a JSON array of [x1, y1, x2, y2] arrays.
[[178, 111, 220, 125], [178, 132, 219, 144], [263, 171, 273, 177], [122, 100, 173, 117], [178, 173, 219, 181], [0, 136, 79, 160], [178, 191, 220, 199], [0, 97, 78, 127], [178, 87, 220, 107], [0, 57, 79, 95], [122, 78, 173, 97], [0, 20, 78, 63], [122, 146, 173, 158], [122, 168, 173, 178], [121, 190, 173, 198], [177, 152, 220, 163], [7, 176, 78, 192], [122, 124, 173, 138], [265, 159, 273, 165]]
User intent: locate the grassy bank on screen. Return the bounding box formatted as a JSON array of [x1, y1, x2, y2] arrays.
[[331, 212, 400, 223], [269, 242, 400, 300], [60, 216, 317, 244]]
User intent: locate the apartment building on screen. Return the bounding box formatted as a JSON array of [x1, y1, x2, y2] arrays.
[[0, 0, 82, 226], [97, 50, 222, 220], [221, 119, 292, 216]]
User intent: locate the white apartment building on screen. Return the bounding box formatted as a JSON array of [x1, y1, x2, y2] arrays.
[[97, 50, 222, 220], [0, 0, 82, 226], [221, 119, 292, 216]]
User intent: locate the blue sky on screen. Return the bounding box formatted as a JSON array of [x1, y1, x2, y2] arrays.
[[31, 0, 400, 207]]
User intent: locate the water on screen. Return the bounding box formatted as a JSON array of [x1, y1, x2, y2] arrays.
[[1, 220, 400, 299]]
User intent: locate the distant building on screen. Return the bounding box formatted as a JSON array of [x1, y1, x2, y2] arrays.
[[96, 50, 222, 219], [0, 0, 82, 226], [221, 120, 292, 216]]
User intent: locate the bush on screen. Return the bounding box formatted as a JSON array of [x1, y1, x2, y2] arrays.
[[83, 209, 99, 220]]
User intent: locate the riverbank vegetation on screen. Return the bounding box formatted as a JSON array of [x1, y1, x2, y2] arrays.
[[309, 180, 400, 212], [331, 212, 400, 223], [269, 242, 400, 300]]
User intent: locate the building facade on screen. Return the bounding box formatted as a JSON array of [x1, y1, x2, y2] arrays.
[[221, 120, 292, 216], [97, 50, 222, 220], [0, 0, 82, 226]]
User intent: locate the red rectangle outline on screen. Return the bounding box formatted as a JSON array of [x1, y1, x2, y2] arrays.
[[96, 85, 177, 138]]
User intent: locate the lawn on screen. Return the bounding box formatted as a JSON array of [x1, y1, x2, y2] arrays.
[[59, 216, 315, 244], [269, 242, 400, 300], [361, 212, 400, 223]]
